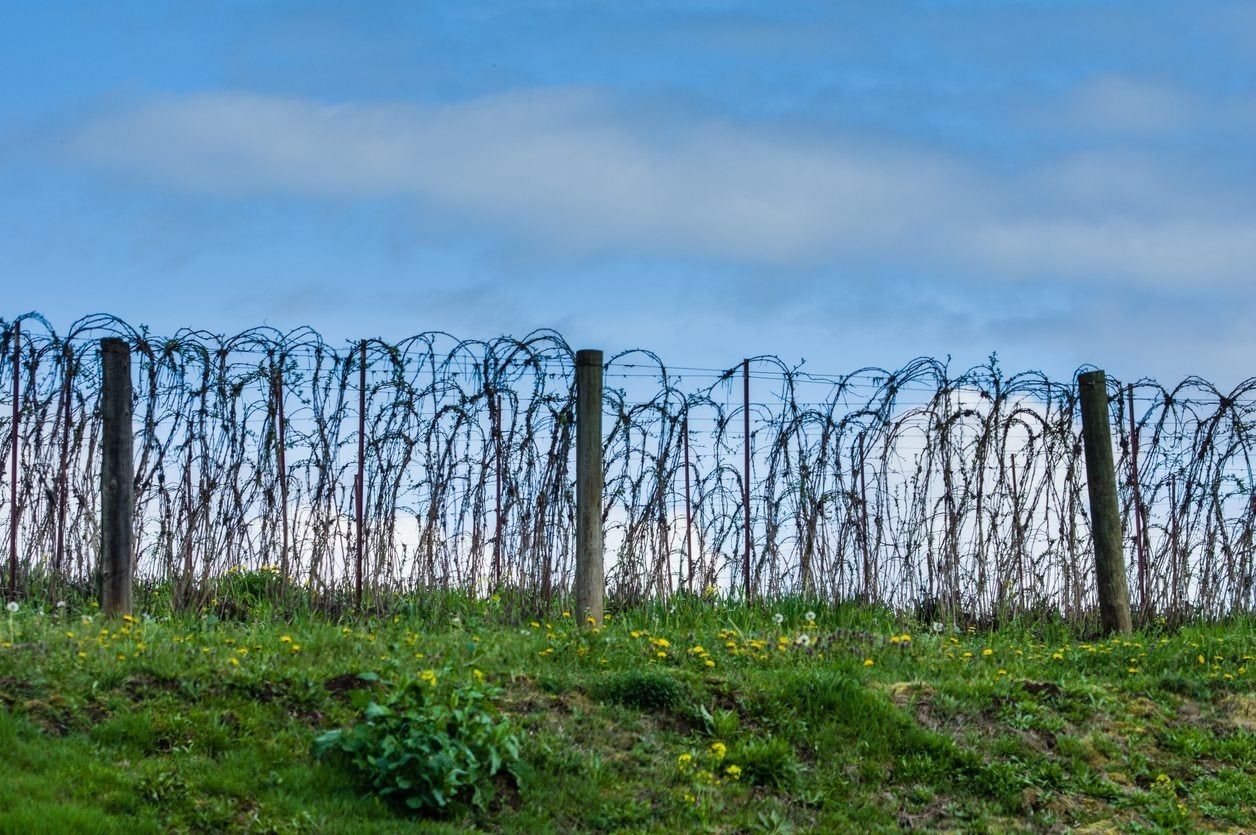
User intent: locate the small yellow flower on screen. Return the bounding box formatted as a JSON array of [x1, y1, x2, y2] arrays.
[[419, 669, 438, 686], [710, 741, 727, 760], [280, 635, 293, 643], [704, 659, 716, 668], [677, 752, 693, 766], [289, 644, 301, 653], [228, 657, 239, 667], [982, 648, 993, 657], [864, 658, 875, 667], [725, 764, 742, 780]]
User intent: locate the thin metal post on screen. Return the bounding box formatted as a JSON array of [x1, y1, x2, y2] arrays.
[[53, 343, 73, 601], [1127, 384, 1147, 616], [7, 322, 19, 600], [275, 358, 289, 591], [355, 341, 366, 612], [683, 414, 693, 593], [493, 391, 504, 590], [742, 359, 751, 601]]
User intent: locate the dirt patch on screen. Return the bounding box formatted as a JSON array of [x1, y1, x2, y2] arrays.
[[0, 675, 39, 707], [122, 673, 182, 700], [1219, 693, 1256, 732], [323, 672, 375, 698]]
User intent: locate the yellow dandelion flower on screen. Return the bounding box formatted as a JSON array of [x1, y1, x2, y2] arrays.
[[725, 764, 742, 780], [864, 658, 875, 667], [710, 741, 727, 759]]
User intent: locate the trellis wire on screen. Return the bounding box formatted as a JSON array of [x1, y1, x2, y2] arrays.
[[1, 312, 1253, 619]]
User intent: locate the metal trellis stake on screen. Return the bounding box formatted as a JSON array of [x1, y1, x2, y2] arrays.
[[53, 342, 73, 602], [355, 341, 366, 613], [1127, 383, 1148, 615], [7, 321, 19, 601], [683, 413, 693, 593], [743, 358, 751, 602], [275, 358, 289, 593]]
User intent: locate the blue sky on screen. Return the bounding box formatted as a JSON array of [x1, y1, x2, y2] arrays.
[[2, 1, 1255, 383]]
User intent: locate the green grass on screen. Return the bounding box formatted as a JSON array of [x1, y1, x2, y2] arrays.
[[1, 595, 1253, 833]]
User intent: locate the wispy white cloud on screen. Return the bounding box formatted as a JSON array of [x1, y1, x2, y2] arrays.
[[66, 86, 1256, 287]]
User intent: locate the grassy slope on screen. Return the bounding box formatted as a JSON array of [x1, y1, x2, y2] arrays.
[[0, 596, 1253, 834]]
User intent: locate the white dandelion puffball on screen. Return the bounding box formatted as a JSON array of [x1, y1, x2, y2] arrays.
[[5, 601, 18, 614], [773, 613, 784, 624], [55, 600, 66, 609], [931, 621, 944, 633], [794, 633, 812, 647], [805, 611, 816, 622]]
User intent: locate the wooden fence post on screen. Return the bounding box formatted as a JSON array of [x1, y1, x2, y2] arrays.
[[575, 349, 604, 626], [100, 337, 134, 615], [1077, 370, 1132, 635]]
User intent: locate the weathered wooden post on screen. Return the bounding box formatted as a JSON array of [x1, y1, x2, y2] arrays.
[[574, 349, 604, 626], [100, 337, 134, 615], [1077, 370, 1132, 635]]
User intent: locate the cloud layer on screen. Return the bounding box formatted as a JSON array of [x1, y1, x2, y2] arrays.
[[67, 86, 1256, 287]]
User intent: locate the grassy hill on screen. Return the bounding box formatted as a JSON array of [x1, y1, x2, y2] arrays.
[[1, 590, 1252, 833]]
